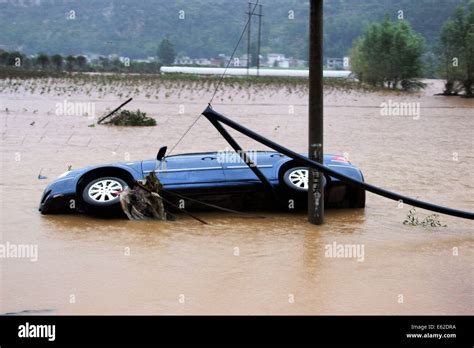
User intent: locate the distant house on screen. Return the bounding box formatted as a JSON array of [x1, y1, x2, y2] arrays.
[[194, 58, 212, 66], [175, 56, 193, 65], [174, 57, 213, 66], [210, 58, 223, 67], [216, 53, 243, 67], [267, 53, 286, 67], [290, 59, 308, 68], [131, 58, 153, 63], [327, 57, 347, 70], [237, 54, 249, 67], [277, 59, 290, 68]]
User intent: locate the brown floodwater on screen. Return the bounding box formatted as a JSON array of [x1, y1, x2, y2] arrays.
[[0, 78, 472, 314]]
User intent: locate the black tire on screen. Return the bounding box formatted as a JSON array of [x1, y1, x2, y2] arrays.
[[349, 188, 366, 208], [81, 176, 128, 214]]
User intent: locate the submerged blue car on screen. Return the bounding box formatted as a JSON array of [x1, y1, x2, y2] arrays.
[[39, 146, 365, 215]]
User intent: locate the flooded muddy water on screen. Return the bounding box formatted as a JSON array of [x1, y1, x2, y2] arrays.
[[0, 78, 472, 314]]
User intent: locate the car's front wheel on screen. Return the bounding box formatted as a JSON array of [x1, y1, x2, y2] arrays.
[[81, 176, 128, 214]]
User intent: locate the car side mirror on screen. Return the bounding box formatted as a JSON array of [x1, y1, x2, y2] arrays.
[[157, 146, 167, 161]]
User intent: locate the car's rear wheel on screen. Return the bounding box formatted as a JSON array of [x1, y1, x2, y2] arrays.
[[279, 164, 328, 210], [81, 176, 128, 214], [349, 187, 366, 208], [283, 167, 309, 192]]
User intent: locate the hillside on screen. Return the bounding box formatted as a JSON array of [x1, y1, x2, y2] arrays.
[[0, 0, 468, 59]]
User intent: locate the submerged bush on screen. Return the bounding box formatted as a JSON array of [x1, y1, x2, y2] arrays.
[[104, 109, 156, 126]]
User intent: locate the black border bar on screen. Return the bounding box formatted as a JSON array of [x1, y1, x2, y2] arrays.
[[0, 315, 472, 346]]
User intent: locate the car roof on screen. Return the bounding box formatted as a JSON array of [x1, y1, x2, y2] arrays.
[[166, 150, 277, 158]]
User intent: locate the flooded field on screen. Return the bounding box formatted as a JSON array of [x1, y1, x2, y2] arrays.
[[0, 76, 472, 314]]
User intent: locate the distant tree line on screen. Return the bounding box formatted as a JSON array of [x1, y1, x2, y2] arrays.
[[0, 0, 466, 65], [0, 38, 176, 74], [436, 1, 474, 97], [350, 1, 474, 97], [0, 52, 162, 74]]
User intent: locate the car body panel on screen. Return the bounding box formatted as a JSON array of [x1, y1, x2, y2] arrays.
[[141, 153, 226, 186], [39, 151, 364, 214]]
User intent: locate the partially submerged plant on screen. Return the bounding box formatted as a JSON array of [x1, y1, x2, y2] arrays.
[[103, 109, 156, 126], [403, 207, 447, 227], [120, 171, 166, 221]]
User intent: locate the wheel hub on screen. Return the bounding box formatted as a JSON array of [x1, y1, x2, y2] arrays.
[[288, 169, 309, 189], [88, 179, 123, 202]]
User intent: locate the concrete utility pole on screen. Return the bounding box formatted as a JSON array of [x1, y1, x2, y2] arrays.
[[247, 3, 263, 76], [308, 0, 324, 225], [247, 2, 252, 75], [256, 4, 263, 76]]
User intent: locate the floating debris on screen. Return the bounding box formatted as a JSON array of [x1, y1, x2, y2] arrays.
[[120, 172, 166, 220], [403, 207, 447, 227], [102, 109, 156, 127], [37, 168, 47, 180], [3, 309, 54, 315]]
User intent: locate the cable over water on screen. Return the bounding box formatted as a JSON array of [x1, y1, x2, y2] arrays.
[[168, 0, 260, 155]]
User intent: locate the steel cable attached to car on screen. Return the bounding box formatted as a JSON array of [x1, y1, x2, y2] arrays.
[[168, 0, 260, 155]]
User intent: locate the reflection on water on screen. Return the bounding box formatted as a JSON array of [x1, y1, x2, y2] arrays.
[[0, 79, 473, 314]]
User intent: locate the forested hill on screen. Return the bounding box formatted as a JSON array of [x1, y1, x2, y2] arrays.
[[0, 0, 467, 59]]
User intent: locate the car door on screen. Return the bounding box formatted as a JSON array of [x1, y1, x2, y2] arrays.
[[220, 151, 278, 184], [142, 153, 226, 188]]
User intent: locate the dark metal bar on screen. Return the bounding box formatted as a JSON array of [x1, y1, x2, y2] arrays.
[[308, 0, 324, 224], [98, 97, 133, 124], [202, 106, 474, 220], [206, 115, 278, 200]]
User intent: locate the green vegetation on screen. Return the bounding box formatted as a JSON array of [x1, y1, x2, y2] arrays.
[[436, 1, 474, 97], [51, 54, 64, 71], [158, 38, 177, 66], [103, 109, 157, 127], [36, 53, 50, 69], [350, 16, 425, 90], [0, 67, 394, 94], [0, 70, 402, 111], [0, 51, 162, 74]]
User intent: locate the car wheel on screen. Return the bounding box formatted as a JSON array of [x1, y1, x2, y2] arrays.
[[349, 188, 366, 208], [282, 167, 309, 192], [81, 176, 128, 212]]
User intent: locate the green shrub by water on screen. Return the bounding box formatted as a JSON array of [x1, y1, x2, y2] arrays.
[[104, 109, 156, 127]]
